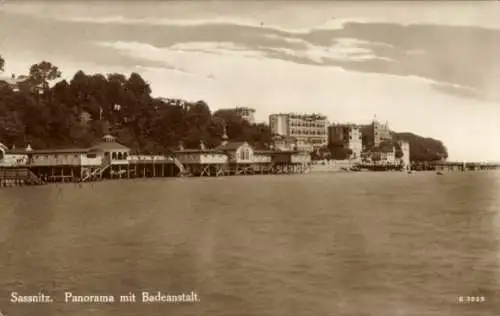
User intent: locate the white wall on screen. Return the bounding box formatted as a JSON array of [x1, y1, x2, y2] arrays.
[[200, 153, 228, 164], [30, 153, 82, 166], [81, 156, 103, 166], [253, 154, 272, 163], [1, 154, 28, 166]]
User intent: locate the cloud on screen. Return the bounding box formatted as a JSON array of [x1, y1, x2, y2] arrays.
[[3, 2, 500, 161], [94, 39, 500, 161], [56, 15, 367, 35], [249, 35, 398, 64]]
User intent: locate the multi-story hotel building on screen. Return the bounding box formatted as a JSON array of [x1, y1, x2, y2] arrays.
[[216, 107, 256, 124], [328, 124, 363, 159], [269, 113, 328, 148]]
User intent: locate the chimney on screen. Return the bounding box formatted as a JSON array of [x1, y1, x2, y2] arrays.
[[200, 140, 205, 150]]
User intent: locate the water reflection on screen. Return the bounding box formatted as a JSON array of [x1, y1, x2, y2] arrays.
[[0, 173, 499, 316]]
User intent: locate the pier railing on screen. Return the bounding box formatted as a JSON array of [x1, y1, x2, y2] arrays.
[[1, 166, 44, 186], [81, 158, 112, 182], [172, 156, 188, 176]]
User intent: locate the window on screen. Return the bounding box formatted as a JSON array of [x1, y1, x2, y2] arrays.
[[112, 152, 117, 160], [87, 153, 97, 158]]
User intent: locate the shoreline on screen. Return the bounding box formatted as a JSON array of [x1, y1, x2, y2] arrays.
[[3, 169, 498, 190]]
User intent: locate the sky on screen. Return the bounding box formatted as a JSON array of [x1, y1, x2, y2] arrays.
[[0, 1, 499, 162]]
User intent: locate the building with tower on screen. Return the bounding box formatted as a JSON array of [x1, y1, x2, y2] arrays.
[[327, 124, 363, 160], [361, 116, 393, 149]]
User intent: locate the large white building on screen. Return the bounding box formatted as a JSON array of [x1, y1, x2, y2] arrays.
[[269, 113, 328, 148]]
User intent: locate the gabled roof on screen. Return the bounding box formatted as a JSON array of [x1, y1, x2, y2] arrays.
[[173, 149, 225, 154], [90, 141, 130, 151]]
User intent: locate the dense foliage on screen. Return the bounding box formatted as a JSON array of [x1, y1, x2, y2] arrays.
[[367, 135, 447, 162], [393, 132, 448, 162], [326, 140, 353, 159], [0, 54, 447, 161], [0, 56, 272, 153]]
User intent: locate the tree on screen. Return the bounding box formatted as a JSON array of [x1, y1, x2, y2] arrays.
[[393, 132, 448, 162], [327, 141, 353, 160], [0, 54, 4, 72], [0, 55, 449, 158], [0, 111, 25, 146], [27, 61, 62, 93]]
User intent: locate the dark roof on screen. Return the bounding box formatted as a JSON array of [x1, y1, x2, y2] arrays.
[[373, 147, 394, 153], [215, 141, 248, 151], [90, 141, 130, 151], [273, 135, 296, 142], [272, 150, 306, 155], [7, 148, 91, 154], [254, 150, 274, 154], [173, 149, 225, 154]]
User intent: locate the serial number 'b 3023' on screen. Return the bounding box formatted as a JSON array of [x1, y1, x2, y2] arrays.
[[457, 296, 487, 303]]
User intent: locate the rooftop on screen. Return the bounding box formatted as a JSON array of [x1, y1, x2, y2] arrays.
[[7, 147, 92, 155], [90, 134, 130, 151], [173, 148, 225, 154], [270, 113, 328, 120]]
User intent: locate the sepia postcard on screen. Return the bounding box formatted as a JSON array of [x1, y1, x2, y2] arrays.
[[0, 1, 499, 315]]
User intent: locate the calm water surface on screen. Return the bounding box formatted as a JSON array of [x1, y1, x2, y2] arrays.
[[0, 172, 499, 316]]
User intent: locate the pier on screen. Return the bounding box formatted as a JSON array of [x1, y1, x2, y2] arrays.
[[0, 167, 45, 187], [415, 161, 500, 172], [0, 135, 312, 187]]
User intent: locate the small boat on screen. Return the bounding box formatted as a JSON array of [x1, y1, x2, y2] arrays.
[[436, 171, 444, 176], [407, 170, 415, 174]]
